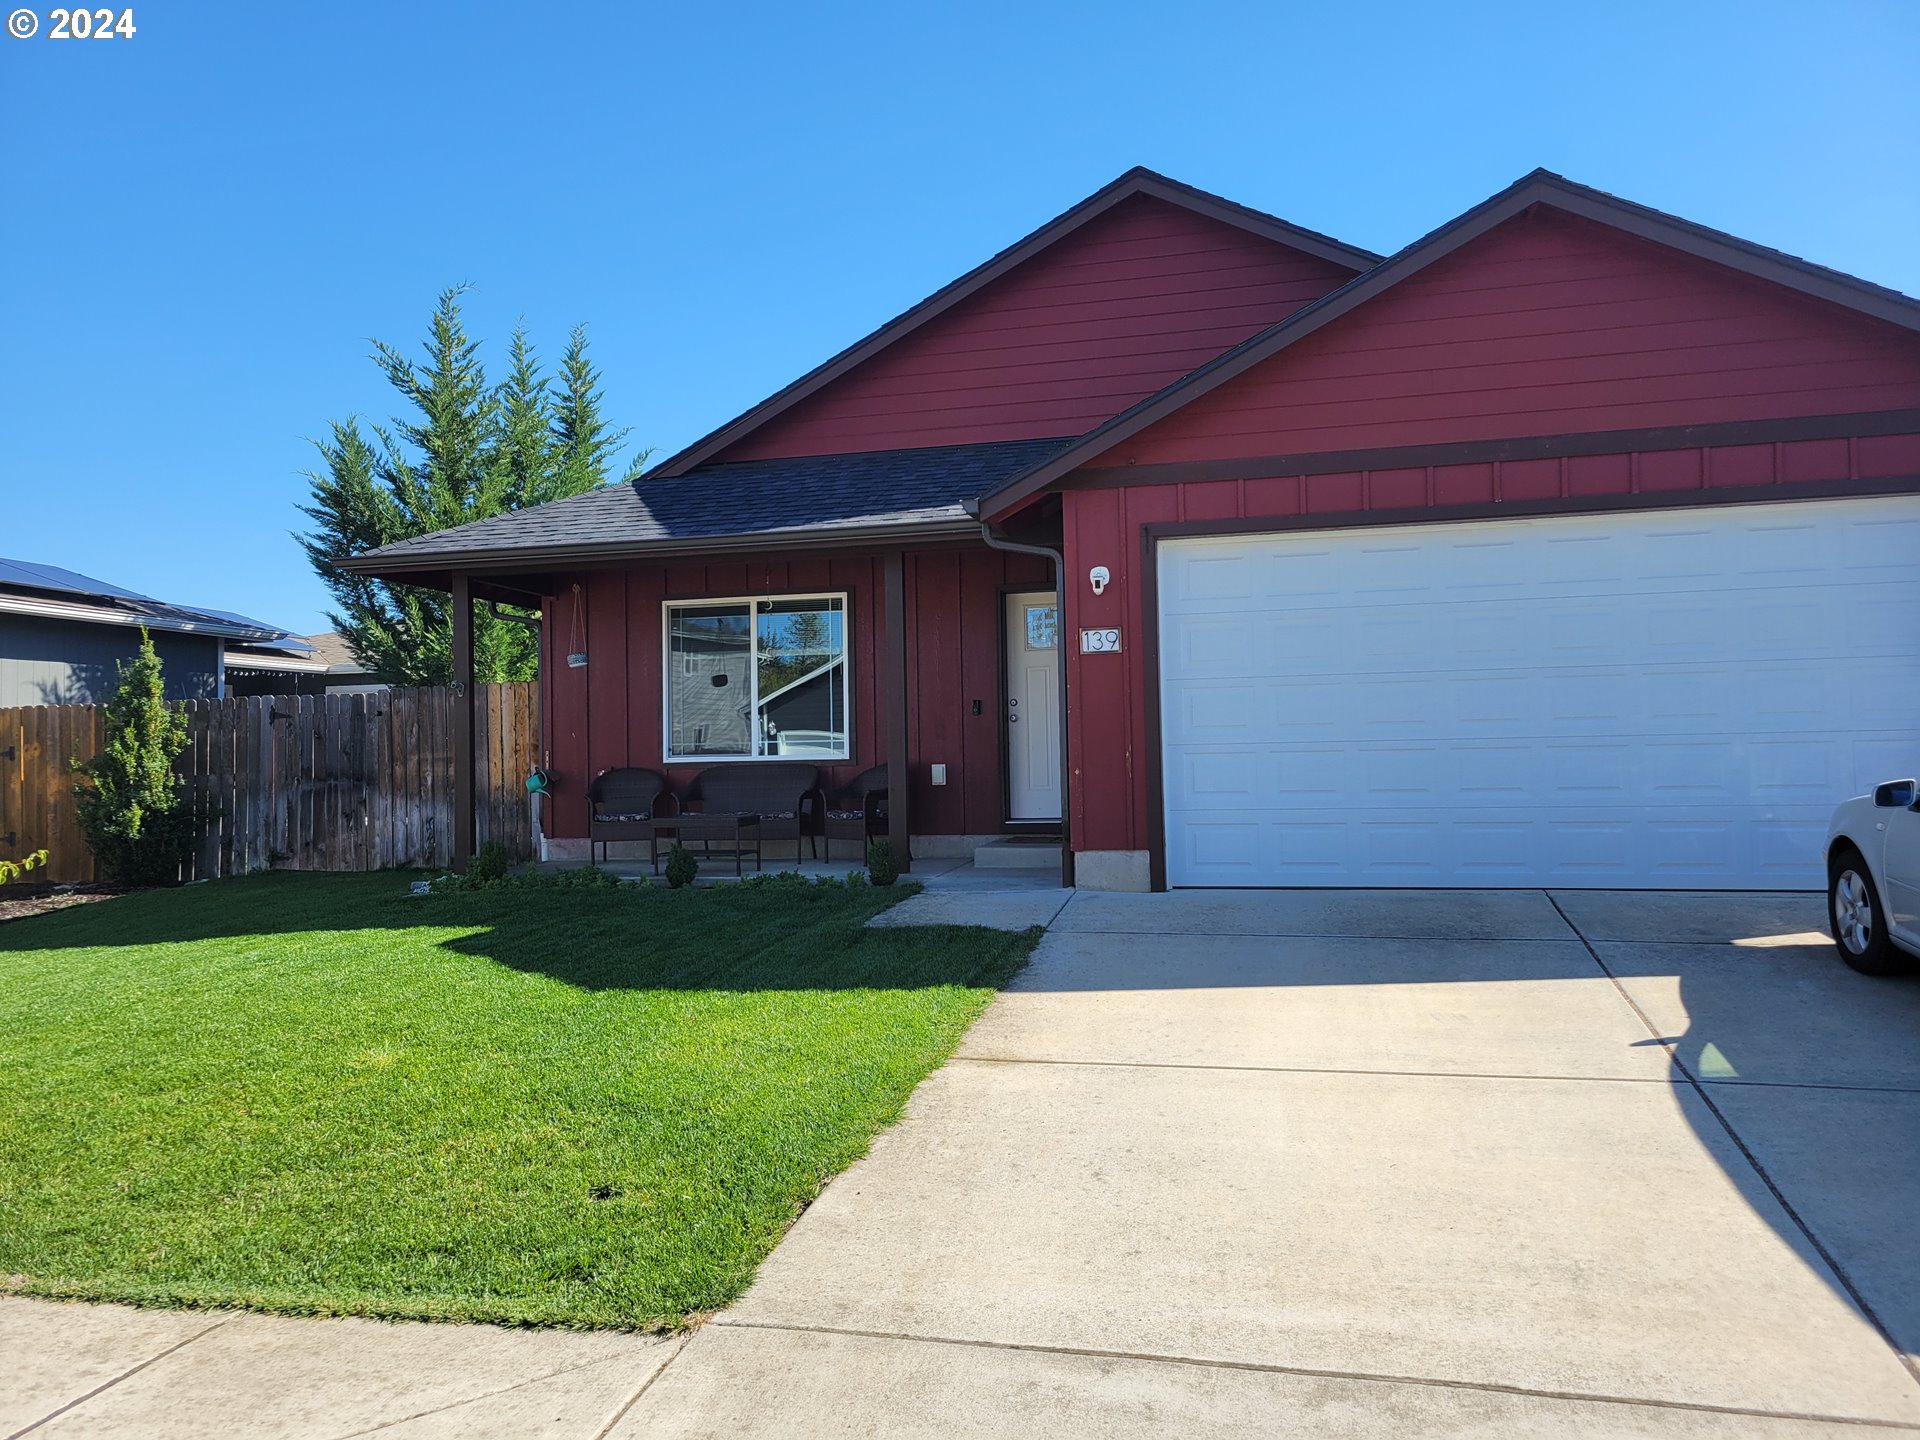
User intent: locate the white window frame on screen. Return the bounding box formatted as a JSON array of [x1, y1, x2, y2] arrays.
[[660, 591, 852, 763]]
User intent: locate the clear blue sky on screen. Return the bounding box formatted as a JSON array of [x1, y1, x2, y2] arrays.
[[3, 1, 1915, 635]]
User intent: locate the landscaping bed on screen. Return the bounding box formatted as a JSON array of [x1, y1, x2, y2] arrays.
[[0, 871, 1036, 1329], [0, 885, 125, 926]]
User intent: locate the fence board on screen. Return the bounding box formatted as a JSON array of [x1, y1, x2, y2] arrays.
[[0, 683, 535, 883]]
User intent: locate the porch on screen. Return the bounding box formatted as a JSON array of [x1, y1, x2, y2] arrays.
[[531, 850, 1067, 893], [336, 443, 1077, 888]]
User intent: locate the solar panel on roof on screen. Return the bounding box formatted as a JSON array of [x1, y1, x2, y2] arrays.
[[0, 556, 157, 603], [0, 556, 300, 641], [190, 607, 304, 642]]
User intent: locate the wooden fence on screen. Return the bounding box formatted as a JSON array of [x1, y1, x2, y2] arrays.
[[0, 684, 538, 885]]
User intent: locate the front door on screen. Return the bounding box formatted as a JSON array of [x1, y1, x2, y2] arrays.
[[1004, 591, 1061, 821]]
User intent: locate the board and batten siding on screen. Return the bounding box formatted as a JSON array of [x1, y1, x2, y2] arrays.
[[715, 194, 1359, 462], [539, 545, 1050, 841], [0, 614, 222, 707], [1060, 431, 1920, 860], [1107, 207, 1920, 466], [1052, 205, 1920, 864]]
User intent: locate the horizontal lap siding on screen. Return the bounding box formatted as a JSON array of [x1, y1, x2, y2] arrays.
[[1111, 208, 1920, 465], [542, 546, 1048, 838], [1064, 434, 1920, 855], [718, 195, 1357, 461]]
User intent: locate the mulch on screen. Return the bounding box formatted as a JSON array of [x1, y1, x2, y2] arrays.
[[0, 886, 127, 925]]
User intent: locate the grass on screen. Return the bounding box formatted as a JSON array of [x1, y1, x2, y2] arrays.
[[0, 871, 1036, 1329]]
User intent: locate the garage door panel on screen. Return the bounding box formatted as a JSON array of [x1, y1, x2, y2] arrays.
[[1163, 682, 1259, 740], [1159, 496, 1920, 889], [1165, 807, 1850, 889]]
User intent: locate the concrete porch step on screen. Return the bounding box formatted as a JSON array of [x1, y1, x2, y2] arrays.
[[973, 839, 1063, 871]]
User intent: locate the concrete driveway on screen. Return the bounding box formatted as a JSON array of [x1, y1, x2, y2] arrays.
[[627, 888, 1920, 1437]]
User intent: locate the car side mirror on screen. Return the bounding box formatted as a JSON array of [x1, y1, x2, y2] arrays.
[[1871, 779, 1917, 808]]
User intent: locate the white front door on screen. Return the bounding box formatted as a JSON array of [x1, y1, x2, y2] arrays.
[[1005, 591, 1062, 821]]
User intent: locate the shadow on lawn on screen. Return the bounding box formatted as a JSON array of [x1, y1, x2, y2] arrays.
[[0, 871, 1032, 994]]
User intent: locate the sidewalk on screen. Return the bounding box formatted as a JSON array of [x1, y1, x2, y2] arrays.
[[2, 1298, 680, 1439]]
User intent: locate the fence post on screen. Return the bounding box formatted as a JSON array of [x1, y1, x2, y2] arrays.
[[450, 573, 475, 872]]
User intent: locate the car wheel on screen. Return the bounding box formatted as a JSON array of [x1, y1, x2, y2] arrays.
[[1829, 849, 1906, 976]]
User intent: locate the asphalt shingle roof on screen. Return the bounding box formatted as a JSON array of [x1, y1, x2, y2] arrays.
[[352, 437, 1075, 569]]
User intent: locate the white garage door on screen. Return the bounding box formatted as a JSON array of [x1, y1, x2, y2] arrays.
[[1157, 495, 1920, 890]]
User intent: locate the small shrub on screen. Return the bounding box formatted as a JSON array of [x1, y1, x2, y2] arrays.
[[736, 870, 815, 895], [0, 848, 50, 885], [664, 843, 698, 889], [466, 839, 509, 885], [70, 630, 200, 886], [865, 839, 899, 887], [429, 862, 628, 894], [845, 867, 867, 889]]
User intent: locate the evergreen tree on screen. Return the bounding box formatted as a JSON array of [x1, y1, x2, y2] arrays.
[[300, 290, 644, 685], [71, 631, 198, 886], [549, 325, 650, 498], [490, 323, 554, 511]]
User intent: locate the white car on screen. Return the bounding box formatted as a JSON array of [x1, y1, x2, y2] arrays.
[[1826, 779, 1920, 975]]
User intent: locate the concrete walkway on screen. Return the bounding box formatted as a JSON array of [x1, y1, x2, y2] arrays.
[[10, 888, 1918, 1437]]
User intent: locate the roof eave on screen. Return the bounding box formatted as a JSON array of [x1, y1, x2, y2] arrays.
[[339, 515, 986, 587], [0, 591, 287, 643], [222, 651, 331, 673]]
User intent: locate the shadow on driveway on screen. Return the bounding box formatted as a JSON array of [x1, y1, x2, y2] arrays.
[[969, 885, 1920, 1379]]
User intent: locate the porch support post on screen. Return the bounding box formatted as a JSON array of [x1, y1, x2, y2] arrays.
[[882, 550, 912, 873], [451, 571, 476, 873]]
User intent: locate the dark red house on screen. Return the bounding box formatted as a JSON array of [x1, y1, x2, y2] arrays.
[[347, 168, 1920, 891]]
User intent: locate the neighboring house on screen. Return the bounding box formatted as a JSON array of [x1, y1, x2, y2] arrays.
[[225, 631, 382, 697], [344, 168, 1920, 891], [0, 557, 302, 706]]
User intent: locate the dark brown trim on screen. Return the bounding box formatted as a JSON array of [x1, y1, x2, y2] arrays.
[[1137, 525, 1167, 893], [1073, 409, 1920, 490], [980, 170, 1920, 524], [648, 169, 1378, 479], [1136, 475, 1920, 892], [882, 551, 912, 874], [450, 572, 475, 873]]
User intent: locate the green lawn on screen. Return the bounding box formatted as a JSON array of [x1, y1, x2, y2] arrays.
[[0, 872, 1035, 1329]]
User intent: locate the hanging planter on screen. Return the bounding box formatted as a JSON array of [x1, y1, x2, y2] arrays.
[[566, 584, 588, 667]]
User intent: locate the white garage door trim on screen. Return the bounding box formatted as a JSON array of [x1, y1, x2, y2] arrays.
[[1156, 494, 1920, 890]]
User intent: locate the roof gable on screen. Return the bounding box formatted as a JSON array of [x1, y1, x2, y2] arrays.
[[979, 170, 1920, 519], [655, 169, 1378, 474]]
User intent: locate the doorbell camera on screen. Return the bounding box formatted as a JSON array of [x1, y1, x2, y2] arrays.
[[1089, 565, 1110, 596]]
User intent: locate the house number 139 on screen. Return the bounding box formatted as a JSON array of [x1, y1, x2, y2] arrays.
[[1079, 628, 1122, 654]]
